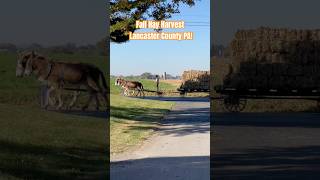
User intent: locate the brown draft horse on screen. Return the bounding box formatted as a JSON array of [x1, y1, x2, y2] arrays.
[[17, 51, 108, 110], [115, 78, 145, 97]]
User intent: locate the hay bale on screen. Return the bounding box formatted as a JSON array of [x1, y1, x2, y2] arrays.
[[239, 62, 257, 76], [224, 27, 320, 90], [256, 63, 273, 77], [181, 70, 210, 90]]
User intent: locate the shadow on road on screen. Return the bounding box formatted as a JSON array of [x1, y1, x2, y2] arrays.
[[159, 107, 210, 137], [212, 112, 320, 179], [212, 112, 320, 128], [212, 146, 320, 180], [111, 156, 209, 180]]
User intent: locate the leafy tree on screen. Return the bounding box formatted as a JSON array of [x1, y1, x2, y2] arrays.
[[110, 0, 197, 43], [140, 72, 154, 79]]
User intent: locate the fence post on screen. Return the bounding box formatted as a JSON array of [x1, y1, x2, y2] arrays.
[[40, 85, 49, 109]]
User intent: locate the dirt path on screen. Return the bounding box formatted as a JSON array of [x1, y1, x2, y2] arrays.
[[111, 97, 210, 180]]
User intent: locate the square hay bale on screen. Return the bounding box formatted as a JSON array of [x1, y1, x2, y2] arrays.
[[239, 61, 257, 76], [286, 65, 304, 76], [269, 76, 286, 90], [256, 63, 273, 77], [303, 66, 318, 76], [296, 76, 316, 89], [272, 63, 289, 76], [249, 76, 269, 89], [223, 73, 248, 89]]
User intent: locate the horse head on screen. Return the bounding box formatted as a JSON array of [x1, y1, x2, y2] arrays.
[[16, 51, 37, 77], [23, 51, 38, 76]]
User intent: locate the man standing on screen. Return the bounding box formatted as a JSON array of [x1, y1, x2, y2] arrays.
[[155, 75, 160, 92]]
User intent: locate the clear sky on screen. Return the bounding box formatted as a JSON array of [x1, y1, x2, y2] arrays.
[[110, 0, 210, 76]]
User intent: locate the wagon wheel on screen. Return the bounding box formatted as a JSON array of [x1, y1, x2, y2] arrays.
[[223, 95, 247, 112]]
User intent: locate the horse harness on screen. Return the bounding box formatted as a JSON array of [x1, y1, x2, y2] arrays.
[[44, 61, 65, 88]]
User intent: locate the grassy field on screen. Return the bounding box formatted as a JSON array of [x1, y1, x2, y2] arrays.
[[110, 78, 174, 154], [110, 95, 174, 154], [110, 77, 178, 95], [0, 52, 108, 179]]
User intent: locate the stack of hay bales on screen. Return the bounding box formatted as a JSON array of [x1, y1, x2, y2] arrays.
[[224, 27, 320, 90], [181, 70, 210, 91]]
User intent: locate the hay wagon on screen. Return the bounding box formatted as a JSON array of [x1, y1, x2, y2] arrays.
[[177, 70, 210, 95], [122, 70, 210, 97], [213, 27, 320, 112]]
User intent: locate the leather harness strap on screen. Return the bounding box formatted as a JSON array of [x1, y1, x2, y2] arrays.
[[44, 62, 53, 80]]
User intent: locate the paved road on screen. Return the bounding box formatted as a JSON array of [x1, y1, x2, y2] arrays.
[[212, 113, 320, 180], [111, 97, 210, 180]]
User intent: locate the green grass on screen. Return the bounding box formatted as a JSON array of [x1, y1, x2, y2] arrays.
[[110, 77, 177, 95], [110, 78, 175, 154], [0, 52, 174, 177], [0, 52, 108, 179], [0, 103, 107, 179], [110, 94, 174, 154]]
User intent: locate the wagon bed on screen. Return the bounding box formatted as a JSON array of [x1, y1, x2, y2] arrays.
[[213, 85, 320, 112]]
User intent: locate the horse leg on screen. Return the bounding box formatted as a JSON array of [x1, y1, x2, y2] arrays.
[[46, 86, 56, 109], [95, 93, 100, 111], [82, 91, 94, 111], [67, 91, 81, 110], [141, 89, 145, 98], [56, 88, 64, 110]]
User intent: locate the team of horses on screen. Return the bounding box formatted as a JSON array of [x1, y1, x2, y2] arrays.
[[16, 51, 108, 111], [16, 51, 145, 110], [115, 78, 145, 97]]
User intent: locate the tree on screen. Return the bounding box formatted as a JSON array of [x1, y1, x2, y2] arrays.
[[110, 0, 197, 43], [140, 72, 154, 79]]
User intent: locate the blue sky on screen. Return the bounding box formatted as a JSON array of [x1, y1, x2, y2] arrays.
[[111, 0, 210, 76]]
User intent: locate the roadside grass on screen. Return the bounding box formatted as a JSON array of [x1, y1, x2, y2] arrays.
[[0, 103, 107, 180], [110, 77, 177, 95], [0, 52, 108, 179], [110, 94, 174, 154], [110, 78, 175, 154]]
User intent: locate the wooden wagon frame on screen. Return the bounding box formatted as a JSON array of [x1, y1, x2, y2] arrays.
[[213, 85, 320, 112]]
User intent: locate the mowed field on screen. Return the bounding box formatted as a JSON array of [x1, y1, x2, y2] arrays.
[[110, 78, 175, 155], [0, 52, 108, 179]]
